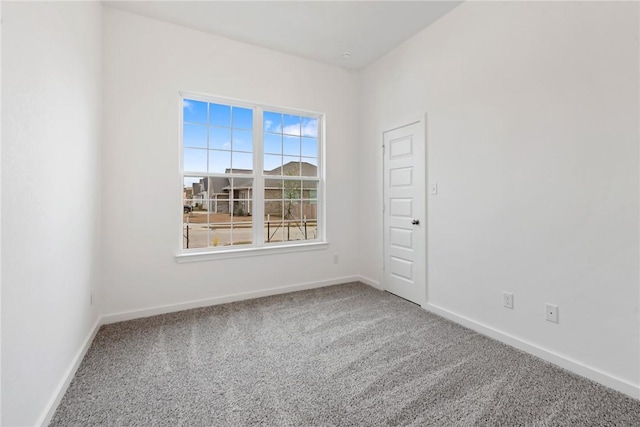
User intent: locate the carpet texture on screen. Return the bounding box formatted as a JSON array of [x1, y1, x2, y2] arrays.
[[51, 282, 640, 426]]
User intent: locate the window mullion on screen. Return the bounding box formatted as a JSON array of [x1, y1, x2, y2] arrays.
[[253, 107, 265, 247]]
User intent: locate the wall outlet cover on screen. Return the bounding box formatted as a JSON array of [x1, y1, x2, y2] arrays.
[[546, 303, 559, 323], [503, 292, 514, 309]]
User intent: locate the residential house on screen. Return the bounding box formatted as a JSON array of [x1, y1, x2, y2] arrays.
[[185, 161, 318, 220]]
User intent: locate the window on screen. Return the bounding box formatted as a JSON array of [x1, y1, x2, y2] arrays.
[[181, 94, 323, 254]]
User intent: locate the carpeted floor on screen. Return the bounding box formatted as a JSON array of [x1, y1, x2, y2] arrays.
[[51, 282, 640, 426]]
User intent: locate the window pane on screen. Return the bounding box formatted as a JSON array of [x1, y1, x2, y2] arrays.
[[282, 158, 301, 176], [232, 152, 253, 172], [229, 178, 253, 214], [194, 199, 209, 213], [182, 176, 208, 201], [183, 200, 195, 215], [231, 197, 253, 246], [183, 200, 208, 249], [232, 199, 253, 217], [301, 159, 318, 177], [207, 189, 230, 214], [302, 180, 318, 199], [283, 200, 301, 219], [208, 177, 227, 199], [232, 223, 252, 246], [265, 218, 284, 244], [264, 198, 284, 244], [232, 129, 253, 153], [302, 200, 318, 240], [232, 107, 253, 130], [183, 124, 208, 149], [265, 180, 283, 199], [209, 195, 233, 248], [264, 154, 282, 175], [183, 99, 208, 124], [184, 148, 207, 173], [210, 103, 231, 127], [209, 150, 231, 174], [264, 200, 283, 220], [301, 137, 317, 158], [263, 111, 282, 133], [210, 221, 231, 248], [302, 200, 318, 219], [264, 133, 282, 155], [210, 127, 231, 150], [283, 200, 303, 241], [283, 179, 301, 200], [183, 221, 208, 249], [283, 136, 300, 156], [229, 176, 253, 246], [301, 117, 318, 137], [283, 114, 301, 136]]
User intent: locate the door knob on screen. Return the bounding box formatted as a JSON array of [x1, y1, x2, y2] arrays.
[[412, 219, 420, 225]]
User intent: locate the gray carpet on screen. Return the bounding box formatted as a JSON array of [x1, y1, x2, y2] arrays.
[[51, 282, 640, 426]]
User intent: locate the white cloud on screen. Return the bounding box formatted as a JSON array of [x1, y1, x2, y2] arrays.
[[282, 124, 300, 135], [301, 119, 318, 137], [265, 119, 282, 133], [279, 119, 317, 137]]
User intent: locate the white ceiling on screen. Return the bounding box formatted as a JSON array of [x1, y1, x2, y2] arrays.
[[102, 1, 463, 70]]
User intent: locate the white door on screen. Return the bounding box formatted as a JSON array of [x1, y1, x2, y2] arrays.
[[383, 119, 426, 305]]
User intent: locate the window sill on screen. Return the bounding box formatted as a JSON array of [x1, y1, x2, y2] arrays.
[[175, 241, 329, 263]]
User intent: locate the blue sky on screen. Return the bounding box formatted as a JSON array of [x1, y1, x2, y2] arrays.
[[183, 99, 318, 176]]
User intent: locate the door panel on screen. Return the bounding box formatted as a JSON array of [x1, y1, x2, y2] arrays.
[[383, 120, 425, 305], [390, 167, 413, 186], [390, 227, 412, 249], [390, 198, 412, 217], [389, 136, 413, 157]]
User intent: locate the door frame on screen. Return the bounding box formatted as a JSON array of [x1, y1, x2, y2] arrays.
[[381, 113, 428, 306]]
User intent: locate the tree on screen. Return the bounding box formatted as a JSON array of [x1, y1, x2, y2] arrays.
[[282, 165, 301, 221]]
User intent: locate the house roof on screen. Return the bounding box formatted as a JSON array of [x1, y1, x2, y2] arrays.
[[208, 177, 231, 194], [196, 161, 318, 192]]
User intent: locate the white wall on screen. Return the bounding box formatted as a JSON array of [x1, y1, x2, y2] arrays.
[[1, 2, 102, 425], [101, 9, 359, 316], [359, 1, 639, 392]]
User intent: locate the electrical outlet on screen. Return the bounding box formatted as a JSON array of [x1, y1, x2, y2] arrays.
[[503, 292, 513, 309], [546, 303, 559, 323], [333, 254, 339, 264]]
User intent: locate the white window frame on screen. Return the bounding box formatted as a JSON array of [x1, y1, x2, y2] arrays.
[[176, 91, 327, 263]]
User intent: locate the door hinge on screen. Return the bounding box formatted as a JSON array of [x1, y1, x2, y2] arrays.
[[382, 145, 385, 154]]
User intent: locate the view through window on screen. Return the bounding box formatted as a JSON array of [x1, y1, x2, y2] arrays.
[[182, 95, 322, 251]]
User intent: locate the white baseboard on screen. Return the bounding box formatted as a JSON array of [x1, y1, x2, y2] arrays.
[[424, 302, 640, 400], [101, 275, 361, 324], [36, 316, 102, 427], [357, 275, 382, 290]]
